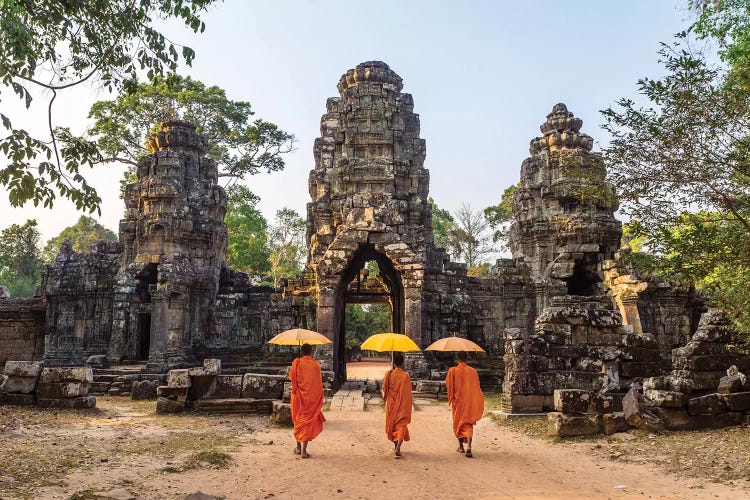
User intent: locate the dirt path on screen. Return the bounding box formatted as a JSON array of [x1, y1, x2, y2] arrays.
[[32, 401, 746, 500]]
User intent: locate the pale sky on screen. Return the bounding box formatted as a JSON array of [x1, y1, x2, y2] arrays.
[[1, 1, 691, 243]]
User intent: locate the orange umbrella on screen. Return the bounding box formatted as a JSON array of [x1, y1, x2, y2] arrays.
[[425, 335, 485, 352], [267, 328, 332, 349]]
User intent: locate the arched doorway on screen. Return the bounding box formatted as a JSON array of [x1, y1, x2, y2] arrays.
[[333, 244, 404, 385]]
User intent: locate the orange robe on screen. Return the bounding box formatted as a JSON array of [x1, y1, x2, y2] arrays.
[[382, 367, 412, 442], [289, 355, 326, 442], [445, 362, 484, 441]]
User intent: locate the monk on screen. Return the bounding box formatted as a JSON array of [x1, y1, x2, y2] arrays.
[[289, 343, 326, 458], [445, 350, 484, 458], [381, 352, 412, 459]]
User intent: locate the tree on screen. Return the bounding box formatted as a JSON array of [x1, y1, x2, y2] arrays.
[[0, 0, 218, 212], [484, 183, 517, 248], [42, 215, 117, 262], [428, 197, 454, 249], [86, 74, 295, 187], [344, 303, 392, 351], [448, 204, 495, 268], [268, 208, 307, 288], [692, 0, 750, 91], [225, 185, 271, 282], [602, 13, 750, 332], [0, 219, 43, 297]]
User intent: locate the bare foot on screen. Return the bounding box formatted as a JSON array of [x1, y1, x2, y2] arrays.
[[301, 452, 310, 459], [457, 447, 465, 453], [394, 451, 402, 459], [465, 451, 473, 458], [293, 448, 301, 455]]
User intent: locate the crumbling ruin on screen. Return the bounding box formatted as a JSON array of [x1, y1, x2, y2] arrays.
[[0, 61, 746, 434]]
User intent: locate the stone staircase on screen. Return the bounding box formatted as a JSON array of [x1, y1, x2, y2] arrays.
[[90, 364, 165, 397]]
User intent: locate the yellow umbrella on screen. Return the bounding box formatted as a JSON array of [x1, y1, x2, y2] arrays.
[[267, 328, 332, 350], [425, 335, 485, 352], [360, 332, 421, 367]]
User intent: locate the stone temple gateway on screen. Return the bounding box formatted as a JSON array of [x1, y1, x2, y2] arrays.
[[0, 61, 730, 410]]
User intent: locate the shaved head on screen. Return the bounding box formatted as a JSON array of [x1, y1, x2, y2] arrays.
[[301, 343, 312, 355], [393, 352, 405, 367], [456, 351, 468, 362]]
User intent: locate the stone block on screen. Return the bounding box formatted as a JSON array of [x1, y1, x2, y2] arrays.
[[241, 373, 285, 399], [718, 366, 747, 394], [131, 380, 160, 400], [37, 382, 89, 399], [720, 392, 750, 412], [643, 390, 688, 408], [500, 394, 545, 413], [4, 360, 43, 377], [156, 397, 186, 413], [271, 400, 292, 425], [538, 371, 605, 393], [156, 386, 188, 401], [36, 396, 96, 409], [187, 367, 208, 377], [689, 355, 750, 372], [192, 398, 273, 414], [547, 412, 598, 436], [623, 387, 663, 432], [687, 394, 727, 416], [39, 367, 93, 384], [415, 380, 445, 394], [194, 375, 243, 400], [553, 389, 592, 413], [589, 393, 623, 414], [89, 381, 111, 394], [505, 355, 549, 372], [283, 381, 292, 403], [167, 369, 191, 388], [0, 375, 38, 394], [85, 355, 109, 368], [503, 371, 542, 395], [643, 375, 693, 394], [620, 362, 659, 378], [0, 391, 35, 405], [601, 412, 629, 435], [690, 371, 726, 391], [688, 412, 743, 430], [203, 358, 221, 375]]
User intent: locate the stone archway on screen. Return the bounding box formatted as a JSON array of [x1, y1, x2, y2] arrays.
[[332, 244, 404, 383], [313, 231, 425, 386]]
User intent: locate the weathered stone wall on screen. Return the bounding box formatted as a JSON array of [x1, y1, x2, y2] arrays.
[[0, 297, 46, 366], [603, 251, 704, 359], [43, 240, 120, 366]]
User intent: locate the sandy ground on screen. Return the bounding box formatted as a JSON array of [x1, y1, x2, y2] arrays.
[[345, 361, 390, 380], [26, 400, 747, 500]]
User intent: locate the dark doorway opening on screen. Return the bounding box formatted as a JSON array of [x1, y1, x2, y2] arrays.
[[333, 244, 403, 386], [134, 263, 158, 361], [564, 258, 602, 296], [136, 313, 151, 360]]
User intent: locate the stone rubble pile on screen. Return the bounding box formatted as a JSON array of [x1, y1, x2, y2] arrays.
[[547, 388, 627, 436], [155, 358, 330, 416], [0, 361, 97, 408], [36, 366, 95, 409], [0, 360, 43, 405]]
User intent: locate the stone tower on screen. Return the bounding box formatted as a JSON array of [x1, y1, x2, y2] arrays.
[[109, 120, 229, 370], [509, 104, 622, 308], [305, 61, 431, 379]]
